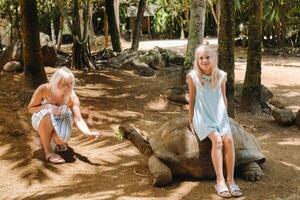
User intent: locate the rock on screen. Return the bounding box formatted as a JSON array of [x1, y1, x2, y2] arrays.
[[0, 41, 22, 71], [269, 97, 287, 108], [295, 109, 300, 128], [40, 32, 58, 67], [261, 85, 273, 102], [166, 87, 188, 104], [167, 92, 188, 104], [235, 84, 273, 104], [139, 49, 165, 70], [156, 47, 184, 66], [40, 32, 51, 46], [41, 43, 58, 67], [271, 107, 295, 126], [131, 61, 156, 77], [3, 61, 23, 72], [162, 66, 182, 76]]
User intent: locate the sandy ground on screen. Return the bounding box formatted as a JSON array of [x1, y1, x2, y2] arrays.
[[0, 41, 299, 200]]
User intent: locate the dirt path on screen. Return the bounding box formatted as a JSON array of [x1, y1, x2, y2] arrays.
[[0, 46, 299, 199]]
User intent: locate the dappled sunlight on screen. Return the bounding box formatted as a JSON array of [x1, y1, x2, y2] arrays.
[[120, 160, 141, 167], [277, 138, 300, 146], [279, 91, 300, 97], [104, 93, 131, 98], [167, 182, 199, 200], [76, 88, 108, 98], [135, 94, 147, 99], [80, 108, 144, 125], [257, 133, 272, 141], [99, 73, 125, 82], [145, 97, 168, 110], [102, 109, 143, 118], [116, 182, 200, 200], [280, 161, 300, 171]]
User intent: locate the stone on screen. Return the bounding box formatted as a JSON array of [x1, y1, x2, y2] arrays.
[[271, 107, 295, 126]]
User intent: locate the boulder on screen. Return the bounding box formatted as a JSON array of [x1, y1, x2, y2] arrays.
[[40, 32, 58, 67], [271, 107, 295, 126], [3, 61, 22, 72], [269, 97, 287, 108]]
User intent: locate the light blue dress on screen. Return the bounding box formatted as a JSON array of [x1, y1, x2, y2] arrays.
[[188, 69, 231, 141]]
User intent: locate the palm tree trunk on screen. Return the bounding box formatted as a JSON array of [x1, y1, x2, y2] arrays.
[[131, 0, 146, 50], [20, 0, 47, 89], [239, 0, 263, 114], [183, 0, 206, 73], [218, 0, 235, 118], [105, 0, 122, 52], [57, 16, 64, 50]]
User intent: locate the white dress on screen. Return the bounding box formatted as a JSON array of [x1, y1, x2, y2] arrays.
[[31, 99, 73, 150]]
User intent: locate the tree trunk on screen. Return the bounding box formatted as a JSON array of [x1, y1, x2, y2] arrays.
[[57, 15, 64, 50], [114, 0, 120, 33], [183, 0, 206, 73], [20, 0, 47, 89], [239, 0, 263, 114], [207, 0, 219, 31], [51, 20, 56, 44], [218, 0, 235, 118], [105, 0, 121, 52], [131, 0, 146, 51], [104, 12, 109, 48]]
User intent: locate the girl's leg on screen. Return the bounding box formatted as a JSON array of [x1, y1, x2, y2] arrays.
[[37, 114, 54, 159], [51, 131, 66, 146], [208, 132, 225, 185], [222, 134, 235, 184], [223, 134, 242, 196], [51, 131, 68, 151]]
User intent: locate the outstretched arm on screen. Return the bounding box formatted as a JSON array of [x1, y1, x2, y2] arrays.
[[71, 93, 100, 139]]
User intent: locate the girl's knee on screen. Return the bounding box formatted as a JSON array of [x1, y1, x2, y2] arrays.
[[209, 134, 223, 149], [223, 135, 233, 146], [38, 114, 53, 131]]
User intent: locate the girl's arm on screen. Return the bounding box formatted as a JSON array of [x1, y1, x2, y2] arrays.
[[187, 75, 196, 133], [221, 81, 228, 108], [28, 84, 51, 113], [71, 93, 100, 139]]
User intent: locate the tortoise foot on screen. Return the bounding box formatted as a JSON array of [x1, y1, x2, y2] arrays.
[[148, 155, 172, 186], [239, 162, 263, 181]]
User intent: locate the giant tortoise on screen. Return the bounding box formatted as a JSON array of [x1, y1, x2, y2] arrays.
[[119, 116, 266, 186]]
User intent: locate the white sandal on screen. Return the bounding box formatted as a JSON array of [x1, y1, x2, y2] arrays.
[[228, 184, 242, 197], [214, 184, 231, 198]]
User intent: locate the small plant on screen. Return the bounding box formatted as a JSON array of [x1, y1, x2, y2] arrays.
[[115, 130, 124, 140]]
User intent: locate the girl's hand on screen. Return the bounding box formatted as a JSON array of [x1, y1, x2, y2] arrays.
[[87, 131, 101, 140], [48, 104, 61, 116], [189, 122, 196, 135]]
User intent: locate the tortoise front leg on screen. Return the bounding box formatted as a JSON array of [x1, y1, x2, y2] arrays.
[[238, 162, 263, 181], [148, 155, 172, 186]]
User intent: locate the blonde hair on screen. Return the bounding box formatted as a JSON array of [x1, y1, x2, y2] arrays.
[[49, 67, 75, 102], [193, 45, 221, 90]]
